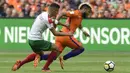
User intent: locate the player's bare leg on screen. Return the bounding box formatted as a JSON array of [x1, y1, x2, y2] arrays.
[[34, 51, 44, 68], [59, 56, 64, 69], [34, 54, 40, 68]]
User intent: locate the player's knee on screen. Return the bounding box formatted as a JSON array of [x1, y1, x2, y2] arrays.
[[80, 48, 85, 52], [51, 44, 58, 50], [78, 45, 83, 49], [57, 50, 62, 53]]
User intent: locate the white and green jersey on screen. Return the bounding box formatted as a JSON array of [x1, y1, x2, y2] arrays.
[[28, 12, 54, 40]]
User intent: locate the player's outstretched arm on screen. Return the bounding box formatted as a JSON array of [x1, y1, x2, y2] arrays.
[[58, 21, 69, 28], [56, 10, 77, 27], [79, 24, 90, 37], [56, 11, 66, 20], [62, 18, 70, 28], [56, 10, 77, 20], [54, 19, 69, 27], [55, 11, 70, 28], [50, 27, 73, 36]]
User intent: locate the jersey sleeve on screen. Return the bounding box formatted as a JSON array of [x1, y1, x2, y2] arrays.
[[46, 18, 54, 29], [66, 11, 78, 17]]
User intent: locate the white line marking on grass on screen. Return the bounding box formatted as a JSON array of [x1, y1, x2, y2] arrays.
[[1, 52, 130, 55], [0, 61, 103, 63], [0, 67, 42, 69], [0, 29, 1, 35], [0, 52, 31, 55], [1, 60, 130, 63]]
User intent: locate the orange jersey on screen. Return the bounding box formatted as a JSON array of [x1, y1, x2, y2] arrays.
[[61, 10, 82, 33], [55, 10, 83, 52]]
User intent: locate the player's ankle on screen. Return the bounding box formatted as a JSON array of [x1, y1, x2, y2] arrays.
[[42, 67, 50, 70]]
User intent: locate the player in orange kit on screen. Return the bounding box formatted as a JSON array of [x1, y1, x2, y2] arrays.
[[43, 3, 92, 71], [12, 3, 92, 72]]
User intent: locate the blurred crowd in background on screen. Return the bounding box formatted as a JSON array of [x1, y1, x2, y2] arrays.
[[0, 0, 130, 18]]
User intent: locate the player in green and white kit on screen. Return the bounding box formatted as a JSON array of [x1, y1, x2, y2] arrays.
[[28, 3, 72, 68]]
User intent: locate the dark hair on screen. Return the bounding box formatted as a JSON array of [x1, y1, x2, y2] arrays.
[[49, 3, 60, 9], [80, 4, 91, 10]]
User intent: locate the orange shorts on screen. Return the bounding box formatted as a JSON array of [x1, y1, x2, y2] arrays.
[[55, 36, 82, 52]]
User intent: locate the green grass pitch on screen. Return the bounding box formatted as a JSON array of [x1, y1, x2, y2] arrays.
[[0, 51, 130, 73]]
